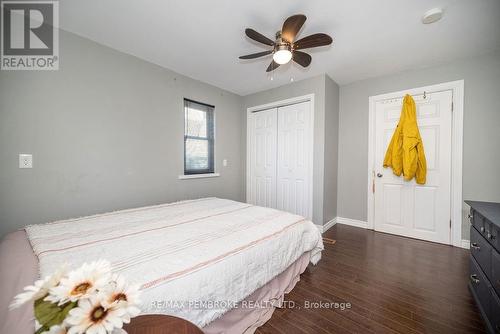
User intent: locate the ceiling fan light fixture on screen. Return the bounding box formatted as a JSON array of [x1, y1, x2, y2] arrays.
[[273, 45, 292, 65]]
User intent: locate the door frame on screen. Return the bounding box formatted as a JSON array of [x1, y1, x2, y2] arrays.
[[367, 80, 464, 247], [246, 94, 315, 221]]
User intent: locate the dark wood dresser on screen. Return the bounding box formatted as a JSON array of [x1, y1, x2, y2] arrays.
[[466, 200, 500, 333]]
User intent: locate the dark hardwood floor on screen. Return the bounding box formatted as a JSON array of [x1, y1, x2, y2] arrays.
[[256, 224, 485, 334]]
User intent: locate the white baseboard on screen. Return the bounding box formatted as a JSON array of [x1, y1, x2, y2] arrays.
[[315, 218, 338, 234], [323, 218, 337, 233], [318, 217, 470, 250], [336, 217, 369, 229], [337, 218, 470, 250], [317, 217, 367, 233]]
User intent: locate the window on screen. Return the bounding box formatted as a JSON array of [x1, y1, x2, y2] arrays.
[[184, 99, 215, 175]]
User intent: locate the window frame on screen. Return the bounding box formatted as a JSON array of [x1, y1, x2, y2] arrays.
[[183, 98, 215, 175]]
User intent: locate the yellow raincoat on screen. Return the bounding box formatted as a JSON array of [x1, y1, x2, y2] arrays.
[[383, 94, 427, 184]]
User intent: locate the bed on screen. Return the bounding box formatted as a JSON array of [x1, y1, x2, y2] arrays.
[[0, 198, 323, 334]]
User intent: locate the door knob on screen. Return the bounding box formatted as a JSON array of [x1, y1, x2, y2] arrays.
[[377, 173, 383, 178]]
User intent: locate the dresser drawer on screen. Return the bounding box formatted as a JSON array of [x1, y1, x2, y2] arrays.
[[493, 250, 500, 297], [471, 208, 486, 233], [485, 219, 500, 251], [491, 290, 500, 333], [472, 207, 500, 252], [470, 256, 491, 319], [471, 225, 492, 279]]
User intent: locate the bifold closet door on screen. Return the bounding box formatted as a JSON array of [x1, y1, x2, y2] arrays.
[[276, 101, 312, 219], [248, 108, 278, 209]]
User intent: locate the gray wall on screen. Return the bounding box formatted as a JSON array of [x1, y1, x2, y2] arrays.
[[242, 74, 340, 225], [337, 51, 500, 239], [0, 30, 243, 238], [323, 76, 340, 223]]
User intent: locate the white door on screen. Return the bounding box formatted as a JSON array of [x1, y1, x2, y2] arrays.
[[276, 102, 312, 219], [373, 90, 452, 244], [248, 108, 277, 209]]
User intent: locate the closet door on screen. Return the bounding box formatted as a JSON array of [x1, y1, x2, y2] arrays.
[[248, 108, 278, 209], [276, 101, 312, 219]]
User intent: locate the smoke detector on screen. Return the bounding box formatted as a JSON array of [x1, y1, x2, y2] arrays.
[[422, 8, 444, 24]]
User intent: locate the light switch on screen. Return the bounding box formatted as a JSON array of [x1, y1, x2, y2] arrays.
[[19, 154, 33, 168], [222, 159, 228, 167]]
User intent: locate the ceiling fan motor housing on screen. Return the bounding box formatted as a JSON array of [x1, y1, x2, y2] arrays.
[[274, 42, 291, 53], [274, 30, 292, 56]]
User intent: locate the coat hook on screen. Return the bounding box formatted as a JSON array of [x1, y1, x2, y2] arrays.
[[423, 91, 426, 99]]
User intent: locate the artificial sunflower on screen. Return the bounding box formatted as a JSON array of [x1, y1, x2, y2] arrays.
[[101, 274, 141, 321], [47, 260, 111, 305], [66, 295, 127, 334]]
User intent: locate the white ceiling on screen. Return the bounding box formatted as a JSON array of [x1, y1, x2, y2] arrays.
[[59, 0, 500, 96]]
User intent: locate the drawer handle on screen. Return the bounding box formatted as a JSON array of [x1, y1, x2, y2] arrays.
[[485, 231, 496, 240], [470, 243, 480, 250], [470, 274, 480, 284]]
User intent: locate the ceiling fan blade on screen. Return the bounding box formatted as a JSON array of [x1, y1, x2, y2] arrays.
[[294, 33, 333, 50], [266, 60, 280, 72], [239, 50, 273, 59], [281, 14, 306, 43], [245, 28, 274, 46], [292, 51, 312, 67]]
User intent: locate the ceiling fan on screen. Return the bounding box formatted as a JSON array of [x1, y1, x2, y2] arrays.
[[239, 14, 333, 72]]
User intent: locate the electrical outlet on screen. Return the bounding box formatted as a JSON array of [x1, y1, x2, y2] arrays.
[[223, 159, 228, 167], [19, 154, 33, 168]]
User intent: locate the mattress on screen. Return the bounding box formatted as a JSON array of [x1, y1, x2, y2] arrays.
[[0, 198, 323, 333]]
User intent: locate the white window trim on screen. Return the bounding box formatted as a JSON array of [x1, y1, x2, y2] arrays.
[[178, 173, 220, 180]]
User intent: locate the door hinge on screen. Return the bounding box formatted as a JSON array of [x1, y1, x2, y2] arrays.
[[450, 219, 452, 228], [451, 101, 454, 112]]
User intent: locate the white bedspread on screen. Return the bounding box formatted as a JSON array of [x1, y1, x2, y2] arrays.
[[25, 198, 323, 327]]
